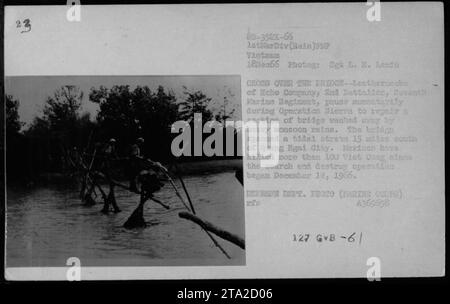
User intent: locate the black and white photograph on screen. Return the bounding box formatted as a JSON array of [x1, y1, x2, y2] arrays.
[[2, 2, 446, 285], [5, 75, 245, 267]]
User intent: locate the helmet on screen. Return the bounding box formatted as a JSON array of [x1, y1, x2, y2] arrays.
[[137, 137, 144, 143], [109, 138, 116, 143]]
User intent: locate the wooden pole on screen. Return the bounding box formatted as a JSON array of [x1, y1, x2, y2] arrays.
[[149, 197, 170, 210], [178, 211, 245, 250], [173, 164, 196, 214], [203, 229, 231, 259]]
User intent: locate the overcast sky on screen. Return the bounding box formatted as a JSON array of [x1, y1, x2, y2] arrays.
[[5, 75, 241, 129]]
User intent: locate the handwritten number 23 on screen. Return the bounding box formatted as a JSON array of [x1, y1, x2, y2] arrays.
[[16, 19, 31, 33]]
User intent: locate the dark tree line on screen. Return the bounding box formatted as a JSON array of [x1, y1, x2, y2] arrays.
[[5, 84, 240, 182]]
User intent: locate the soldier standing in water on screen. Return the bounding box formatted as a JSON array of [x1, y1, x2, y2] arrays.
[[101, 138, 121, 213], [129, 137, 145, 192]]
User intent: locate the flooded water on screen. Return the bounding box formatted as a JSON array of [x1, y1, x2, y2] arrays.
[[6, 171, 245, 267]]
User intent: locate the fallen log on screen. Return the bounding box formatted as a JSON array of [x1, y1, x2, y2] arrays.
[[178, 211, 245, 250]]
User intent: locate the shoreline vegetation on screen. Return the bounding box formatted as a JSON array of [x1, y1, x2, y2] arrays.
[[6, 158, 243, 187], [5, 82, 241, 183]]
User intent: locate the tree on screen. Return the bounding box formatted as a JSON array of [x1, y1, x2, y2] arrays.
[[5, 95, 23, 136], [5, 95, 25, 180], [42, 85, 83, 135], [213, 86, 236, 123], [25, 86, 86, 173], [178, 87, 214, 123], [89, 85, 179, 160]]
